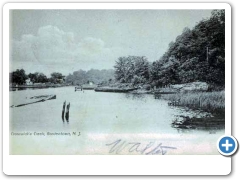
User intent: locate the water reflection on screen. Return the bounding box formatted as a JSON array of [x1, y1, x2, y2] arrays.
[[174, 126, 224, 134], [124, 93, 146, 100]]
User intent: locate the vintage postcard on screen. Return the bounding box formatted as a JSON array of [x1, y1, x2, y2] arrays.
[[3, 3, 232, 175]]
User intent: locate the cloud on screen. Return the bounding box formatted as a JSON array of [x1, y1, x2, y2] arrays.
[[10, 25, 124, 75], [78, 37, 106, 53]]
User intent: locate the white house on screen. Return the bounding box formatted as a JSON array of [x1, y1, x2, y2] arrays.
[[25, 79, 33, 85], [89, 81, 94, 85]]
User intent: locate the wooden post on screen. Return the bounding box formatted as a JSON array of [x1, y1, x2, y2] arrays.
[[65, 103, 70, 123], [62, 101, 66, 122], [206, 47, 209, 63]]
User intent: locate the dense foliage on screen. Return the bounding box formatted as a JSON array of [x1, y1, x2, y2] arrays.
[[10, 68, 113, 86], [151, 10, 225, 87], [49, 72, 65, 84], [28, 72, 48, 83], [114, 56, 150, 85], [114, 10, 225, 88], [9, 69, 28, 85], [65, 69, 114, 85], [10, 69, 64, 85]]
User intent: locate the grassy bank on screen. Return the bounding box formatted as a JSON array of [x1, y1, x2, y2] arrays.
[[162, 91, 225, 130], [162, 91, 225, 114]]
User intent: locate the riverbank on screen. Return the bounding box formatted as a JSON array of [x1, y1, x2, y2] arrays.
[[128, 86, 225, 130], [162, 91, 225, 113], [162, 91, 225, 130], [10, 84, 67, 89], [130, 88, 178, 94], [95, 86, 138, 93]]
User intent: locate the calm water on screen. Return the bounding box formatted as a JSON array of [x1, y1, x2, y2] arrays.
[[9, 87, 224, 155]]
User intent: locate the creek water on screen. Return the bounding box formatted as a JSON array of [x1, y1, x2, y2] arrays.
[[9, 87, 224, 155]]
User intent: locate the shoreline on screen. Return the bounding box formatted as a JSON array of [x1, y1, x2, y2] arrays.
[[10, 85, 68, 88], [129, 88, 225, 130], [161, 91, 225, 130]]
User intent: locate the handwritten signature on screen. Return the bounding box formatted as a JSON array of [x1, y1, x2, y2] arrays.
[[106, 139, 177, 155]]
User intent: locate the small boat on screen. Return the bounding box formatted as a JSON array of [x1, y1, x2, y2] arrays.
[[75, 86, 83, 91], [11, 95, 56, 107]]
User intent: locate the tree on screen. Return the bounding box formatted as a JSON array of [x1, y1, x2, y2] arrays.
[[50, 72, 64, 84], [28, 72, 48, 83], [133, 56, 149, 82], [150, 9, 225, 88], [37, 73, 48, 83], [114, 56, 150, 84], [10, 69, 28, 85], [114, 57, 128, 83], [28, 73, 38, 83]]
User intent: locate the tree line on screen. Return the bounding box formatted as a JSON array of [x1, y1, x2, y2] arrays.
[[10, 69, 65, 85], [10, 10, 225, 89], [114, 10, 225, 89], [65, 69, 114, 85], [10, 68, 114, 86]]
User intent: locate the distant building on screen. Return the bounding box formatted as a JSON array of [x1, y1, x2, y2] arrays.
[[57, 76, 65, 84], [82, 81, 97, 89], [25, 79, 33, 85], [89, 81, 94, 85]]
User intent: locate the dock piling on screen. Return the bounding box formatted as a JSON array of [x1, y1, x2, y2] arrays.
[[65, 103, 70, 123], [62, 101, 66, 122]]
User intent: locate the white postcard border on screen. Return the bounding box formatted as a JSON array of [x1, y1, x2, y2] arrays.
[[3, 2, 231, 175]]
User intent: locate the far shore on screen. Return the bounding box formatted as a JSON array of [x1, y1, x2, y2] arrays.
[[10, 84, 68, 88]]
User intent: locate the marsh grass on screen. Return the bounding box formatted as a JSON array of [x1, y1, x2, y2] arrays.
[[162, 91, 225, 114]]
